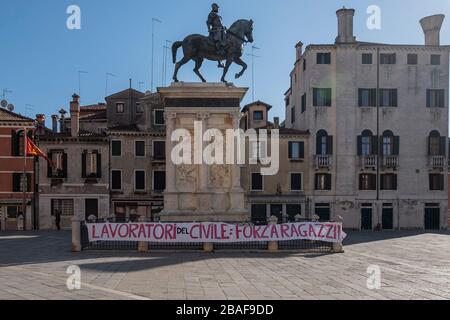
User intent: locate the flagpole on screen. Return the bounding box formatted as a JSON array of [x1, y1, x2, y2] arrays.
[[22, 127, 27, 231]]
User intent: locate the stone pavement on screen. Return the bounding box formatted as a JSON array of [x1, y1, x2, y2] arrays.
[[0, 230, 449, 300]]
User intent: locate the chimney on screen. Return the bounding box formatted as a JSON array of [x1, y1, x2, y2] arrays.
[[420, 14, 445, 46], [35, 114, 45, 126], [51, 115, 59, 133], [274, 117, 280, 129], [70, 94, 80, 137], [335, 7, 356, 43], [295, 41, 303, 61]]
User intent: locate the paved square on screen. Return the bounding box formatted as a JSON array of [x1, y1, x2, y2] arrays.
[[0, 231, 449, 300]]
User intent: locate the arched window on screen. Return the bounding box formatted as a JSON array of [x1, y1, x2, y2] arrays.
[[382, 130, 394, 156], [316, 130, 332, 155], [428, 130, 445, 156], [361, 130, 373, 156]]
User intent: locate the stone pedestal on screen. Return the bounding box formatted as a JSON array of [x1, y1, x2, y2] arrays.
[[158, 83, 249, 223]]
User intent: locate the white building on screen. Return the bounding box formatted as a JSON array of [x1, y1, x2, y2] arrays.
[[285, 8, 449, 230]]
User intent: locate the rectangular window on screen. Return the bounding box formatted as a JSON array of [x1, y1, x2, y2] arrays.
[[85, 199, 98, 220], [315, 173, 331, 191], [313, 88, 332, 107], [380, 174, 397, 191], [286, 204, 302, 222], [288, 141, 304, 160], [358, 88, 377, 107], [407, 54, 418, 65], [316, 52, 331, 64], [82, 151, 101, 178], [116, 103, 125, 113], [12, 173, 31, 192], [251, 172, 263, 191], [380, 53, 396, 64], [253, 111, 263, 121], [136, 103, 144, 114], [135, 170, 146, 191], [48, 151, 67, 178], [111, 140, 122, 157], [362, 53, 373, 64], [427, 89, 445, 108], [303, 59, 306, 71], [154, 110, 165, 125], [429, 174, 444, 191], [290, 173, 303, 191], [431, 54, 441, 65], [153, 171, 166, 192], [359, 174, 377, 191], [51, 199, 74, 217], [301, 94, 306, 113], [291, 106, 295, 123], [135, 141, 145, 157], [111, 170, 122, 191], [380, 89, 398, 107], [153, 141, 166, 160]]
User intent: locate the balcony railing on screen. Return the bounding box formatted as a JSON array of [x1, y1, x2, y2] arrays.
[[382, 156, 398, 169], [315, 155, 332, 169], [361, 155, 377, 169], [430, 156, 445, 168]]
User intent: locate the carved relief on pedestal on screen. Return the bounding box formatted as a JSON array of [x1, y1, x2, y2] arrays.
[[176, 164, 198, 191], [209, 164, 231, 188]]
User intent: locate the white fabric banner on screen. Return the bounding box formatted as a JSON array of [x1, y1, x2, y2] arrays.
[[87, 222, 346, 243]]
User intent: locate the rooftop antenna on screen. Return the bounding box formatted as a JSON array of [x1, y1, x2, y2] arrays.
[[105, 72, 116, 97], [151, 17, 162, 92], [138, 81, 145, 92], [2, 88, 12, 100], [78, 70, 88, 99], [247, 46, 261, 102], [25, 104, 34, 117], [163, 40, 173, 87]]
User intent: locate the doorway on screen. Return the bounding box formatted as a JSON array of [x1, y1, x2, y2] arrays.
[[382, 208, 393, 230], [361, 208, 373, 230], [424, 208, 440, 230]]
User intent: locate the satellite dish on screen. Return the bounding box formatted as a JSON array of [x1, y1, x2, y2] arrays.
[[0, 99, 7, 108], [7, 104, 14, 112]]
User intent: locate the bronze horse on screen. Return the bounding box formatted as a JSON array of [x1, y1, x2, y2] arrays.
[[172, 19, 254, 83]]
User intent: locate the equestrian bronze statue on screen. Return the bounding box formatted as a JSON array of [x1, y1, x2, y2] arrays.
[[172, 4, 254, 83]]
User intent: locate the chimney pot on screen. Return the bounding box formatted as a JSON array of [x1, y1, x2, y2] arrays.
[[274, 117, 280, 129], [336, 7, 356, 43], [70, 95, 80, 137], [51, 115, 59, 133], [295, 41, 304, 61], [420, 14, 445, 46]]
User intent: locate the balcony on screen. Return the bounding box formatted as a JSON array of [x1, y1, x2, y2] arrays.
[[361, 155, 377, 169], [430, 156, 445, 169], [315, 155, 332, 170], [381, 156, 398, 170]]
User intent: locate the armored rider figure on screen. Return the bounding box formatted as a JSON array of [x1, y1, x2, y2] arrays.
[[207, 3, 226, 67]]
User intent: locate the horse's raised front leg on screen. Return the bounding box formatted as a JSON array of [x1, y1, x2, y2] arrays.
[[234, 57, 247, 79], [221, 60, 233, 83], [193, 58, 206, 82], [173, 56, 190, 83]]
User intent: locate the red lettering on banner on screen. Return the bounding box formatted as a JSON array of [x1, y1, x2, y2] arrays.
[[92, 225, 99, 239], [153, 224, 164, 240], [165, 224, 176, 240], [118, 224, 129, 238], [243, 225, 252, 238], [129, 224, 139, 238], [325, 224, 333, 239], [190, 224, 200, 240], [308, 224, 317, 238], [290, 224, 299, 237], [280, 224, 289, 238], [298, 224, 307, 237], [317, 224, 325, 238], [100, 225, 109, 238], [108, 224, 119, 238], [253, 225, 262, 239], [137, 224, 146, 238], [270, 224, 279, 238], [261, 225, 270, 239], [221, 224, 229, 240]]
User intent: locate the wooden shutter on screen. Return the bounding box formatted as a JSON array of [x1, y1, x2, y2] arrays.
[[325, 174, 332, 190], [47, 152, 53, 178], [96, 153, 102, 178], [299, 142, 305, 159], [393, 136, 400, 155], [11, 130, 19, 156], [392, 89, 398, 107], [62, 153, 68, 178], [81, 152, 87, 178], [359, 174, 363, 190], [357, 136, 362, 156], [380, 175, 385, 190], [12, 173, 21, 192], [371, 136, 378, 155], [439, 137, 446, 156], [327, 136, 333, 155], [392, 174, 398, 190], [26, 173, 32, 192], [288, 142, 293, 158]]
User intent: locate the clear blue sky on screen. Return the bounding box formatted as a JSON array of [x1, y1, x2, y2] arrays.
[[1, 0, 449, 122]]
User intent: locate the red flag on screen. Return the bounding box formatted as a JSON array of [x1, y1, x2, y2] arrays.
[[25, 136, 53, 166]]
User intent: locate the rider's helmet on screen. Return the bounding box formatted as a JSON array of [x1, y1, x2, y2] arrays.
[[212, 3, 220, 11]]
